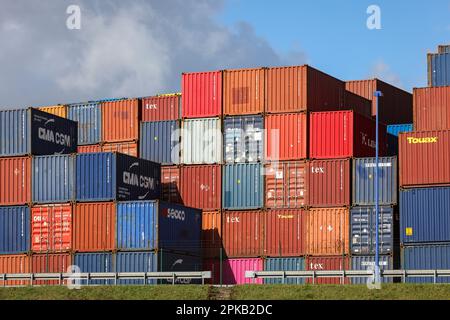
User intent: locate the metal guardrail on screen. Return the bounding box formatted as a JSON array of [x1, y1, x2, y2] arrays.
[[0, 271, 212, 287], [245, 270, 450, 284]]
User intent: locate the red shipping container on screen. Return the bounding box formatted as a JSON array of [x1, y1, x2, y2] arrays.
[[141, 94, 181, 121], [102, 98, 139, 142], [309, 159, 350, 207], [202, 211, 222, 258], [161, 166, 182, 204], [345, 79, 413, 124], [102, 141, 138, 157], [399, 130, 450, 187], [306, 256, 350, 284], [0, 255, 31, 286], [0, 156, 31, 205], [31, 204, 72, 253], [77, 144, 102, 154], [222, 210, 263, 258], [413, 86, 450, 131], [31, 253, 72, 285], [310, 110, 387, 159], [264, 209, 306, 257], [265, 161, 308, 208], [265, 113, 308, 161], [73, 202, 115, 252], [182, 71, 222, 118], [266, 65, 345, 114], [343, 90, 373, 117], [180, 165, 221, 211], [204, 258, 263, 285]]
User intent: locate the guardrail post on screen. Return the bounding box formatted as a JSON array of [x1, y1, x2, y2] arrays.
[[434, 270, 437, 284], [1, 274, 5, 287], [402, 270, 406, 283], [172, 273, 176, 285], [115, 273, 118, 286], [30, 273, 34, 287], [144, 273, 147, 286], [341, 271, 345, 285], [59, 273, 63, 286], [87, 273, 90, 286], [312, 272, 315, 285], [282, 272, 285, 285]]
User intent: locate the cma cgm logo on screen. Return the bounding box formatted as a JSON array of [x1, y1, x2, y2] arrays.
[[38, 123, 72, 147], [163, 208, 185, 221], [311, 166, 324, 174], [123, 162, 156, 190], [407, 137, 438, 144]]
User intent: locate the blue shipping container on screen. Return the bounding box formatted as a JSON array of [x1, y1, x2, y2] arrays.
[[68, 102, 102, 145], [76, 152, 161, 202], [386, 124, 413, 137], [351, 256, 393, 284], [402, 244, 450, 283], [73, 252, 114, 285], [160, 252, 202, 284], [353, 157, 397, 206], [0, 206, 30, 254], [116, 201, 202, 256], [223, 163, 263, 210], [263, 257, 305, 285], [115, 251, 158, 285], [428, 53, 450, 87], [32, 155, 75, 204], [140, 121, 180, 165], [400, 187, 450, 244]]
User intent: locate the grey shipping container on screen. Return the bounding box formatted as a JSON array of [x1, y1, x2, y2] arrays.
[[68, 102, 102, 145], [224, 115, 264, 163], [32, 155, 75, 204], [353, 157, 397, 206], [263, 257, 305, 284], [351, 255, 393, 284], [140, 121, 180, 165], [0, 206, 30, 254]]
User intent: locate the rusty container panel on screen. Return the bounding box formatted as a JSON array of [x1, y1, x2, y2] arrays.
[[102, 141, 138, 157], [305, 208, 350, 256], [223, 68, 265, 116], [306, 256, 350, 284], [180, 165, 221, 211], [77, 144, 102, 154], [309, 159, 351, 207], [265, 113, 308, 161], [0, 157, 31, 206], [222, 210, 263, 258], [141, 94, 181, 121], [31, 204, 72, 253], [265, 161, 308, 208], [0, 255, 31, 286], [101, 98, 139, 143], [31, 253, 72, 285], [264, 209, 306, 257], [182, 71, 222, 118], [73, 202, 115, 252], [399, 130, 450, 187], [161, 166, 182, 204], [202, 211, 222, 258], [413, 86, 450, 131], [37, 105, 67, 118]]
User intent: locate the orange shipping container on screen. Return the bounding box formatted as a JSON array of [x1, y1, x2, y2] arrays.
[[202, 211, 222, 258], [101, 99, 139, 142], [31, 253, 72, 285], [73, 202, 115, 252], [0, 157, 31, 205], [77, 144, 102, 154], [413, 86, 450, 131], [37, 105, 67, 118], [102, 141, 138, 157], [306, 208, 350, 256], [223, 68, 265, 115], [161, 166, 182, 204], [0, 255, 31, 286]]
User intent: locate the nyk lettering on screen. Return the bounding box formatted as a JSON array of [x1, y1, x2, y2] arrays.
[[123, 172, 155, 189], [38, 127, 71, 147], [407, 137, 438, 144]]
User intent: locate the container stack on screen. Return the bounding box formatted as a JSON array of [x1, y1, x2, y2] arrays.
[[399, 44, 450, 283]]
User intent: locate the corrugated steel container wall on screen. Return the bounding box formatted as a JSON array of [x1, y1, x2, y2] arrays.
[[223, 164, 263, 210], [140, 121, 180, 165], [68, 102, 102, 145], [350, 206, 394, 255], [400, 187, 450, 244], [387, 124, 414, 137], [31, 204, 72, 253], [305, 208, 350, 256], [353, 157, 398, 206], [77, 144, 102, 154], [161, 166, 182, 204], [0, 157, 31, 205], [32, 155, 75, 204], [223, 68, 265, 116], [399, 130, 450, 187], [438, 45, 450, 54], [264, 210, 306, 257], [102, 141, 138, 157], [222, 211, 263, 258], [159, 252, 202, 285], [0, 109, 29, 156], [309, 159, 350, 207], [181, 118, 222, 164], [306, 256, 350, 284], [263, 257, 305, 284], [351, 255, 393, 284], [101, 99, 139, 143], [31, 253, 72, 285], [182, 71, 222, 118], [37, 105, 67, 118], [265, 161, 308, 209], [0, 206, 30, 254], [73, 203, 115, 252], [180, 165, 221, 211], [141, 95, 180, 121], [202, 211, 222, 258], [73, 252, 114, 285], [0, 255, 31, 286], [428, 53, 450, 87], [204, 258, 263, 285], [413, 86, 450, 131], [115, 251, 157, 285], [224, 115, 264, 163], [343, 90, 373, 117], [265, 66, 345, 113], [402, 244, 450, 283], [265, 113, 307, 161]]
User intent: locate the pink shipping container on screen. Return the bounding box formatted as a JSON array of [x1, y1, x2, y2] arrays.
[[101, 99, 139, 142], [141, 94, 181, 121], [310, 110, 387, 159], [182, 71, 222, 118], [306, 256, 350, 284], [413, 86, 450, 131], [77, 144, 102, 154], [0, 156, 31, 205], [204, 258, 263, 285]]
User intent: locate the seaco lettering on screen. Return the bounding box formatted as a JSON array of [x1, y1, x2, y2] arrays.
[[407, 137, 438, 144], [38, 127, 72, 147], [165, 208, 185, 221]]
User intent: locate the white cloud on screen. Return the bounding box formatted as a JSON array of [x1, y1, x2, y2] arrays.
[[368, 60, 402, 87]]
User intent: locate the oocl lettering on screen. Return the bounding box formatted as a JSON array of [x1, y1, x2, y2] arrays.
[[407, 137, 438, 144], [38, 127, 72, 147]]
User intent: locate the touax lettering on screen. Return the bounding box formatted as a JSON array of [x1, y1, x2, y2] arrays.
[[38, 128, 72, 147], [407, 137, 438, 144]]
